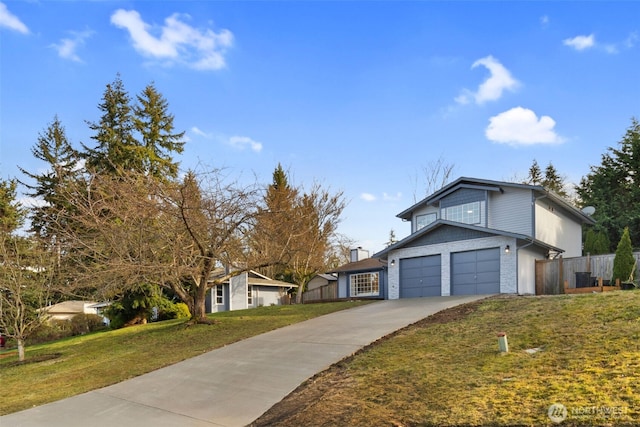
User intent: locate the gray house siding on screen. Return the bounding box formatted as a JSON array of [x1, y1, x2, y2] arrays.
[[487, 187, 533, 236], [206, 284, 230, 313], [440, 188, 486, 208], [405, 225, 496, 247], [229, 274, 248, 311]]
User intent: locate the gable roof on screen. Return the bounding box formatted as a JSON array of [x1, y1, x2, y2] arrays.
[[43, 300, 97, 314], [209, 268, 297, 288], [397, 176, 595, 225], [330, 257, 387, 273], [373, 219, 564, 259]]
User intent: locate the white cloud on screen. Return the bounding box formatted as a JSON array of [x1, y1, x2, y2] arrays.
[[563, 34, 595, 51], [485, 107, 564, 146], [624, 31, 638, 48], [382, 192, 402, 201], [360, 193, 376, 202], [190, 126, 211, 138], [50, 30, 93, 62], [540, 15, 550, 28], [0, 2, 28, 34], [110, 9, 233, 70], [227, 136, 262, 152], [456, 56, 519, 105]]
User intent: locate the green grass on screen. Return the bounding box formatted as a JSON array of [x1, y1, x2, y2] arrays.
[[259, 292, 640, 426], [0, 301, 373, 415]]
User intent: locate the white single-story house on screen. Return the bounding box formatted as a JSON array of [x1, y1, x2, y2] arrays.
[[42, 300, 106, 322], [374, 177, 596, 298], [205, 270, 297, 313]]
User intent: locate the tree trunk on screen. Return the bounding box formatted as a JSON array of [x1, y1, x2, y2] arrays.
[[192, 293, 208, 322], [17, 338, 25, 362]]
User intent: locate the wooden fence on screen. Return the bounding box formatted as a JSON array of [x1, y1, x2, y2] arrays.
[[301, 282, 338, 303], [535, 252, 640, 295]]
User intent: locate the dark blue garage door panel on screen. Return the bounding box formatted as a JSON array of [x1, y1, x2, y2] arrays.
[[452, 248, 500, 295], [400, 255, 441, 298]]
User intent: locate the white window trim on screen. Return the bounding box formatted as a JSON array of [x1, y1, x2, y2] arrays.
[[416, 213, 437, 231], [215, 285, 224, 305], [442, 201, 481, 225], [349, 272, 380, 297]]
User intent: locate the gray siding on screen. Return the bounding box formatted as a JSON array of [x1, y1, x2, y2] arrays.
[[440, 188, 486, 208], [487, 187, 533, 235], [406, 225, 495, 248]]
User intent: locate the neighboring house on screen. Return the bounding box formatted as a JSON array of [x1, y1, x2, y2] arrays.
[[205, 270, 297, 313], [42, 300, 101, 321], [307, 273, 338, 291], [374, 177, 595, 298], [329, 247, 387, 299]]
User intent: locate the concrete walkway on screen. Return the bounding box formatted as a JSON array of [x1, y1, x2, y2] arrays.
[[2, 295, 487, 427]]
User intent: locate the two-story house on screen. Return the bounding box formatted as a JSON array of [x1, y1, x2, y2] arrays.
[[374, 177, 595, 297]]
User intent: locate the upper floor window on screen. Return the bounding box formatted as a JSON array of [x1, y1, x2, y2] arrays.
[[350, 272, 379, 297], [416, 213, 437, 231], [443, 201, 480, 224]]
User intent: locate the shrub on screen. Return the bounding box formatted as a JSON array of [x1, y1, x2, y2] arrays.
[[612, 227, 636, 284], [157, 302, 191, 321], [70, 314, 107, 335]]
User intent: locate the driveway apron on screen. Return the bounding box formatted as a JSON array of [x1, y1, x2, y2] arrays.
[[1, 295, 487, 427]]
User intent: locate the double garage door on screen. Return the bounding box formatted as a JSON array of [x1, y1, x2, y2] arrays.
[[400, 248, 500, 297]]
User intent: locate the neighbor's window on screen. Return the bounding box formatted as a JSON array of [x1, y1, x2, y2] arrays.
[[350, 272, 380, 297], [416, 213, 437, 231], [443, 201, 480, 224], [215, 285, 224, 305], [247, 285, 253, 305]]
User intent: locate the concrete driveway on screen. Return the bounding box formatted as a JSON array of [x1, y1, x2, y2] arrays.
[[1, 295, 487, 427]]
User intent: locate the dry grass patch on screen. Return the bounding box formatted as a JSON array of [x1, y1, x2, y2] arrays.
[[254, 292, 640, 426]]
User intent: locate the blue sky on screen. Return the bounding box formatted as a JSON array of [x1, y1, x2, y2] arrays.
[[1, 1, 639, 254]]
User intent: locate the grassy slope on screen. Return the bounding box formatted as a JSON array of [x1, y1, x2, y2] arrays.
[[0, 301, 372, 415], [256, 292, 640, 426]]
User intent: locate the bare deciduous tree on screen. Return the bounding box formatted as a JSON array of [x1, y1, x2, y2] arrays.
[[54, 168, 263, 323], [0, 235, 55, 361], [411, 156, 455, 203]]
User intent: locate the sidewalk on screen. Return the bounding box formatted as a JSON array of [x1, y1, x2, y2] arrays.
[[1, 295, 486, 427]]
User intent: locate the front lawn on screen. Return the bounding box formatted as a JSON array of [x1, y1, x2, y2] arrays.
[[254, 292, 640, 426], [0, 301, 372, 415]]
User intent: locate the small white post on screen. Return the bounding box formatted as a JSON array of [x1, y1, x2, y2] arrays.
[[497, 332, 509, 353]]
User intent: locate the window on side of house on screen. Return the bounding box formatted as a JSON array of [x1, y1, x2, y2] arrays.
[[443, 201, 480, 224], [215, 285, 224, 305], [350, 272, 380, 297], [247, 285, 253, 305], [416, 213, 437, 231]]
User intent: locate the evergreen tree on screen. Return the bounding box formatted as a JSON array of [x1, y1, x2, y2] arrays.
[[542, 163, 568, 198], [386, 229, 398, 247], [526, 159, 543, 185], [19, 116, 79, 240], [0, 178, 24, 234], [583, 228, 611, 255], [252, 164, 299, 280], [576, 118, 640, 250], [133, 83, 186, 180], [612, 227, 636, 284], [82, 74, 138, 174]]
